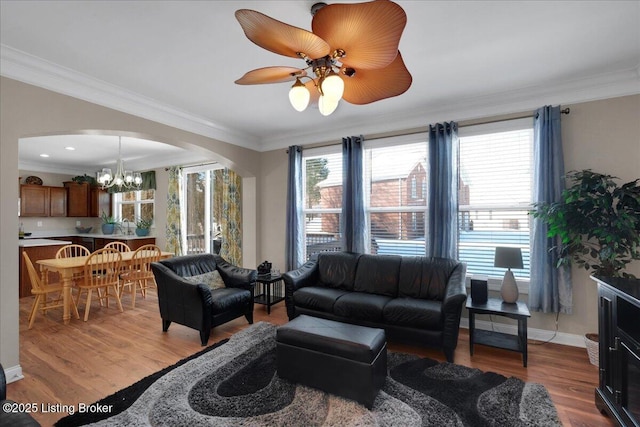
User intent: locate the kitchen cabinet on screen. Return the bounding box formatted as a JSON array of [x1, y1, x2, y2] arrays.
[[19, 184, 67, 217], [64, 182, 111, 217], [94, 237, 156, 251]]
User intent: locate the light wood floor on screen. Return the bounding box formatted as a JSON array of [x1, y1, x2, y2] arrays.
[[9, 291, 613, 427]]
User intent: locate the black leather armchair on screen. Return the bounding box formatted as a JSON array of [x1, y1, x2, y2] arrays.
[[151, 254, 257, 345]]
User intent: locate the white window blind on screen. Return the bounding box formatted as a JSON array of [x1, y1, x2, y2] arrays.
[[303, 147, 343, 260], [458, 119, 533, 279]]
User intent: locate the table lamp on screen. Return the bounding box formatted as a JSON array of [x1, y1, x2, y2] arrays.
[[494, 247, 523, 303]]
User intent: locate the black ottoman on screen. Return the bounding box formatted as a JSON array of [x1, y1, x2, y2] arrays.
[[276, 315, 387, 408]]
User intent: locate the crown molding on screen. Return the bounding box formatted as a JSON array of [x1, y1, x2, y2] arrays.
[[0, 45, 259, 149], [3, 44, 638, 153]]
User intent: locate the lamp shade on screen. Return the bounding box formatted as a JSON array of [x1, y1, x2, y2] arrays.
[[288, 78, 310, 112], [494, 247, 523, 269], [321, 71, 344, 100], [318, 95, 339, 116]]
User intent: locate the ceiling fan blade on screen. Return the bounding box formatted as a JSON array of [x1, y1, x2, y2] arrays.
[[236, 9, 330, 59], [312, 0, 406, 70], [235, 67, 307, 85], [342, 51, 412, 105]]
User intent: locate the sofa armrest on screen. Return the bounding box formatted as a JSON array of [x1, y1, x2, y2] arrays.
[[212, 254, 257, 291], [282, 258, 319, 319], [441, 262, 468, 352], [151, 262, 213, 331]]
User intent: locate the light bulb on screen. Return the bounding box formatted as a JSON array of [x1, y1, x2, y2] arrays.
[[318, 95, 339, 116], [124, 171, 134, 183], [321, 71, 344, 100], [288, 78, 310, 112], [133, 173, 142, 185]]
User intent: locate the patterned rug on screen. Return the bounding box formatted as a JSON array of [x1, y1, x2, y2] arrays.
[[56, 322, 561, 426]]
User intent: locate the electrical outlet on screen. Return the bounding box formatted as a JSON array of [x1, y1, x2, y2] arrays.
[[37, 221, 43, 227], [76, 221, 81, 226]]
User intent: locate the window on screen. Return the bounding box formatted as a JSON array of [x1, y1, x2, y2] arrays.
[[458, 119, 533, 279], [302, 147, 343, 260], [182, 165, 224, 255], [114, 189, 155, 231], [364, 136, 428, 256]]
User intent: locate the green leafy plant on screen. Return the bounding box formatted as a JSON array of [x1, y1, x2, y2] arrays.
[[135, 217, 153, 230], [531, 170, 640, 278], [100, 210, 119, 225], [71, 174, 97, 186]]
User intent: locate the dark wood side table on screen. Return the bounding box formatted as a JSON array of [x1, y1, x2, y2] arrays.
[[466, 296, 531, 367], [254, 273, 284, 314]]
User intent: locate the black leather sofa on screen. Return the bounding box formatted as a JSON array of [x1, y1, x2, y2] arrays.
[[151, 254, 257, 345], [283, 252, 467, 362]]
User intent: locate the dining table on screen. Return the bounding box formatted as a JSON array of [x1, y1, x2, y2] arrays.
[[37, 249, 174, 324]]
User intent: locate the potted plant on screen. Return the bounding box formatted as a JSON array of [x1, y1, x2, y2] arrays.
[[531, 169, 640, 364], [135, 217, 153, 236], [71, 174, 97, 186], [101, 210, 119, 235]]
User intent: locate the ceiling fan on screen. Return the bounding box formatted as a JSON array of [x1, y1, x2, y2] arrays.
[[234, 0, 412, 116]]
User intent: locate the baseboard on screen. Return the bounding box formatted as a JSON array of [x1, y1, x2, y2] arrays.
[[459, 318, 586, 348], [3, 364, 24, 384]]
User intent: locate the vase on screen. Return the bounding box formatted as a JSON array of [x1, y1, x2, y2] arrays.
[[101, 224, 115, 235], [135, 228, 150, 237]]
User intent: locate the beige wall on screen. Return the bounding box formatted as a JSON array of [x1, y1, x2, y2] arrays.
[[257, 94, 640, 339], [0, 77, 260, 375]]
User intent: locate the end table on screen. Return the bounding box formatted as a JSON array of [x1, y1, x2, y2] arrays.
[[254, 273, 284, 314], [466, 296, 531, 367]]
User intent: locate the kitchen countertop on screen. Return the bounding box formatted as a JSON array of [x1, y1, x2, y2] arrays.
[[19, 238, 73, 247], [22, 232, 155, 240]]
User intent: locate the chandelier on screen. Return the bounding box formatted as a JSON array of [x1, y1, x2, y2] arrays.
[[96, 136, 142, 189]]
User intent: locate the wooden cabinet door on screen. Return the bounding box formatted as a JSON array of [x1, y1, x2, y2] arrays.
[[90, 187, 111, 217], [64, 182, 89, 217], [129, 238, 156, 250], [49, 187, 68, 217], [20, 185, 49, 217]]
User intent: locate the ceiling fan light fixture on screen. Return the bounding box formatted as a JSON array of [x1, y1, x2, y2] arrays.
[[321, 70, 344, 100], [318, 94, 339, 116], [289, 78, 311, 112]]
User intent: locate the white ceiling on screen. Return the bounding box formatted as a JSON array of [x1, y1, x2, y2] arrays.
[[2, 0, 639, 174]]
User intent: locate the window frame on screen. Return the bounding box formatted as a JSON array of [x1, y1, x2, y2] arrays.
[[113, 189, 155, 228]]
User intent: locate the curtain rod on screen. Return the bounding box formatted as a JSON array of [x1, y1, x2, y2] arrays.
[[164, 161, 218, 171], [287, 107, 570, 152]]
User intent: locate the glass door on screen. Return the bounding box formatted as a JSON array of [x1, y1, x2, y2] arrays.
[[182, 165, 223, 255]]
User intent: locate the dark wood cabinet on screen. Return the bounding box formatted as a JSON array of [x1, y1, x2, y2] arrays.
[[594, 276, 640, 427], [49, 187, 67, 217], [90, 186, 111, 217], [64, 181, 89, 217], [20, 184, 67, 217], [64, 182, 111, 217]]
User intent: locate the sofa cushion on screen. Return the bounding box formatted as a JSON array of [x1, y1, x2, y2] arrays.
[[293, 287, 350, 313], [210, 288, 251, 313], [183, 270, 225, 290], [398, 257, 458, 301], [383, 297, 443, 329], [353, 254, 401, 297], [334, 292, 393, 322], [317, 252, 361, 291]]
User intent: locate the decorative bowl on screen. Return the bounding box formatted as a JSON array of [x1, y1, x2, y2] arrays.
[[75, 226, 93, 233]]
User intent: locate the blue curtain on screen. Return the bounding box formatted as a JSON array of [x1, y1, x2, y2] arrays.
[[285, 146, 304, 270], [427, 122, 459, 259], [530, 106, 572, 314], [342, 136, 367, 253]]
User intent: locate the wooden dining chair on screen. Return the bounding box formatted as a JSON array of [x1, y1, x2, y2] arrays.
[[75, 248, 124, 321], [119, 244, 161, 308], [56, 244, 90, 259], [22, 251, 80, 329], [104, 241, 131, 253]]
